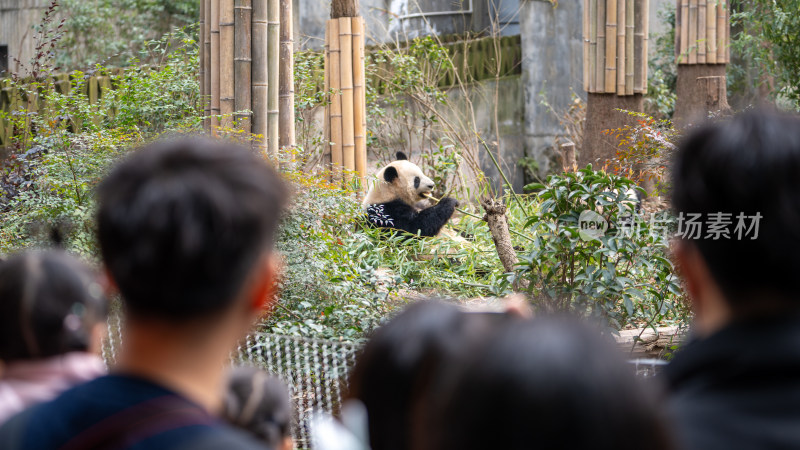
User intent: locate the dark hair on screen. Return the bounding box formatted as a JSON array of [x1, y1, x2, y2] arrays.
[[224, 366, 292, 447], [96, 138, 289, 321], [347, 300, 514, 450], [0, 250, 109, 361], [430, 318, 673, 450], [671, 110, 800, 310]]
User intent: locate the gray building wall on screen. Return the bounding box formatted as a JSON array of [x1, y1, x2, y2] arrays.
[[0, 0, 52, 75], [296, 0, 521, 50], [519, 0, 585, 177]]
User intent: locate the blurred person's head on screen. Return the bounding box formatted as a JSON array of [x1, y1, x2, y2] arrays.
[[430, 317, 673, 450], [347, 299, 515, 450], [224, 366, 293, 450], [0, 250, 108, 362], [96, 137, 288, 411], [671, 110, 800, 336], [97, 137, 288, 335]]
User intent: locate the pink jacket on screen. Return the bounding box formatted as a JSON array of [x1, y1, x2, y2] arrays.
[[0, 352, 106, 424]]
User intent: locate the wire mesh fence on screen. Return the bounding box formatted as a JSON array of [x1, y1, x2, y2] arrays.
[[103, 317, 669, 449]]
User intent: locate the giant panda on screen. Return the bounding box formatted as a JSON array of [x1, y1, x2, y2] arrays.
[[362, 152, 458, 237]]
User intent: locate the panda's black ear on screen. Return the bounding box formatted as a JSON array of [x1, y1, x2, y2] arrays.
[[383, 166, 399, 183], [396, 152, 408, 161]]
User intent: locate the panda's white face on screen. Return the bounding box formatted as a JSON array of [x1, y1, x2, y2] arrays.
[[363, 153, 436, 207]]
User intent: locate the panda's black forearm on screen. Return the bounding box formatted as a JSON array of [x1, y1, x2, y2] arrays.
[[410, 198, 457, 237]]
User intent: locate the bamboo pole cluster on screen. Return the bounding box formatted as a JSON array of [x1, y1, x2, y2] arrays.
[[200, 0, 293, 154], [675, 0, 729, 64], [324, 17, 368, 187], [583, 0, 649, 95]]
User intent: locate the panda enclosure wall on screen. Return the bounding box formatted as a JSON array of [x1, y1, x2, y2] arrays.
[[2, 0, 682, 187]]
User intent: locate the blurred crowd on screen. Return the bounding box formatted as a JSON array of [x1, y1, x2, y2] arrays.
[[2, 110, 800, 450]]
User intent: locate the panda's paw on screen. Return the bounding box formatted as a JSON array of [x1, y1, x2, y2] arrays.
[[441, 197, 460, 208]]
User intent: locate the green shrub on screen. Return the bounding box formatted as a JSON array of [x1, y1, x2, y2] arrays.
[[499, 167, 688, 330]]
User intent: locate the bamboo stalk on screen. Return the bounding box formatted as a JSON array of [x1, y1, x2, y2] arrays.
[[267, 0, 280, 156], [605, 0, 617, 93], [707, 0, 717, 64], [596, 0, 606, 92], [583, 0, 591, 92], [352, 17, 367, 188], [697, 0, 706, 63], [211, 0, 221, 130], [279, 0, 295, 149], [688, 0, 697, 64], [625, 0, 634, 95], [204, 0, 212, 131], [220, 0, 235, 128], [588, 0, 597, 93], [339, 17, 355, 182], [328, 19, 343, 182], [679, 0, 689, 63], [200, 0, 206, 118], [633, 0, 650, 94], [616, 0, 626, 95], [235, 0, 252, 133], [640, 0, 648, 89], [633, 0, 644, 93], [323, 26, 331, 167], [718, 0, 727, 63], [252, 0, 268, 149]]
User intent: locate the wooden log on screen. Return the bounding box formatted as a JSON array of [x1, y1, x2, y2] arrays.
[[697, 0, 706, 64], [279, 0, 295, 149], [605, 0, 617, 93], [339, 17, 355, 182], [211, 0, 221, 131], [679, 0, 689, 63], [328, 19, 343, 182], [707, 0, 717, 64], [220, 0, 235, 129], [688, 0, 697, 64], [584, 0, 591, 92], [204, 0, 212, 131], [560, 141, 577, 172], [625, 0, 634, 95], [588, 0, 597, 93], [267, 0, 280, 156], [633, 0, 646, 93], [235, 0, 252, 134], [352, 17, 367, 189], [596, 0, 606, 92], [696, 75, 730, 114], [252, 0, 268, 149], [481, 198, 519, 273]]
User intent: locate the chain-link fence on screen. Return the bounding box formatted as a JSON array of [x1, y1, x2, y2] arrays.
[[103, 318, 669, 449]]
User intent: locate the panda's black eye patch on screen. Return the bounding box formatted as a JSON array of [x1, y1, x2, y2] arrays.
[[414, 176, 420, 189]]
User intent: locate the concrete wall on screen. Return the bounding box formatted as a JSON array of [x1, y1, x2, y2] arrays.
[[519, 0, 584, 177], [295, 0, 521, 50], [0, 0, 51, 75]]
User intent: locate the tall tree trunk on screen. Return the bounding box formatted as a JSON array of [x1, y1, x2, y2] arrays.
[[331, 0, 359, 18]]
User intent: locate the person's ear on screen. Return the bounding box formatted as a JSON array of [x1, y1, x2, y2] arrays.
[[280, 437, 294, 450], [672, 239, 702, 302], [249, 254, 282, 315]]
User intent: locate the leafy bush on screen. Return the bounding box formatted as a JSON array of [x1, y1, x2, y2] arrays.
[[501, 167, 687, 331], [604, 111, 679, 192], [57, 0, 199, 70]]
